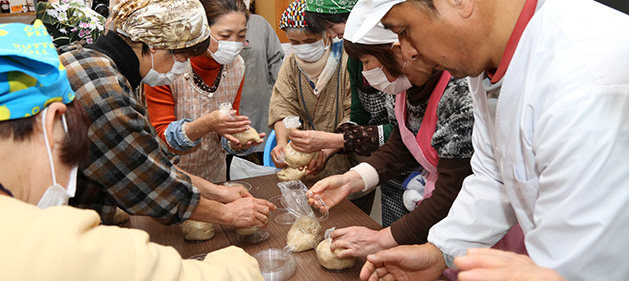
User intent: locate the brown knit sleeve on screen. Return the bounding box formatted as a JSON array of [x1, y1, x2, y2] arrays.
[[389, 157, 472, 245], [334, 123, 381, 156], [363, 128, 417, 183]]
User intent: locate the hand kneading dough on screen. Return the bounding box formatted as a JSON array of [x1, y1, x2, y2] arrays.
[[284, 143, 319, 168], [111, 207, 130, 224], [286, 216, 323, 252], [182, 220, 215, 241], [232, 127, 261, 144], [316, 239, 356, 270], [277, 167, 307, 181]]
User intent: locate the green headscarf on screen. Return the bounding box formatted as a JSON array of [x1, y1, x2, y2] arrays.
[[305, 0, 358, 14]]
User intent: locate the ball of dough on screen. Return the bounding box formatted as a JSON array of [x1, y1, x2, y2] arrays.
[[284, 143, 319, 168], [236, 216, 269, 236], [277, 167, 307, 182], [232, 127, 261, 144], [235, 226, 260, 236], [286, 216, 323, 252], [316, 239, 356, 270], [111, 207, 130, 224], [182, 220, 216, 241]]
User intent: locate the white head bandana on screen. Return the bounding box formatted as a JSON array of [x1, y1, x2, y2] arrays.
[[344, 0, 406, 44]]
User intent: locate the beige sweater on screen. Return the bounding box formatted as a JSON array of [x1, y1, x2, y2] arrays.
[[268, 51, 352, 179], [0, 196, 263, 281]]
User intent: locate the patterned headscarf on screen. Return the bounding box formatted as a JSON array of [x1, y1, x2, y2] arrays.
[[279, 0, 308, 30], [36, 0, 106, 47], [112, 0, 211, 49], [305, 0, 358, 14], [0, 21, 75, 121]]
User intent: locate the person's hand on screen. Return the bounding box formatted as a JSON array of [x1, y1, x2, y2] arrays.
[[289, 130, 336, 153], [305, 148, 333, 176], [330, 226, 390, 258], [190, 176, 251, 203], [222, 197, 276, 227], [212, 183, 254, 203], [204, 110, 250, 138], [194, 179, 251, 203], [307, 170, 364, 212], [360, 243, 446, 281], [271, 144, 287, 168], [227, 132, 266, 151], [455, 248, 566, 281]]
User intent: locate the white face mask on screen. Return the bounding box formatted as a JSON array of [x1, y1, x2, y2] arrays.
[[37, 107, 78, 209], [142, 51, 187, 87], [291, 37, 328, 63], [209, 35, 244, 65], [362, 66, 413, 95]]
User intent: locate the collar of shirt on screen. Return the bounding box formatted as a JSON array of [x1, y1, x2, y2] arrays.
[[191, 54, 222, 72], [487, 0, 538, 84], [87, 32, 142, 89]]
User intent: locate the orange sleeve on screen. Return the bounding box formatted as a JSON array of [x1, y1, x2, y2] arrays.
[[144, 83, 176, 145], [232, 74, 244, 115]]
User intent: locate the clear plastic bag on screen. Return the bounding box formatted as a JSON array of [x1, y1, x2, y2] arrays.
[[218, 102, 236, 119], [286, 216, 322, 252], [181, 220, 215, 241], [282, 115, 301, 130], [220, 102, 261, 144], [278, 181, 327, 252], [283, 143, 318, 168], [316, 227, 356, 270], [275, 116, 300, 163]]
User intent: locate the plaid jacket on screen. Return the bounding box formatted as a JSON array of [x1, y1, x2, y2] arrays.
[[60, 41, 200, 225]]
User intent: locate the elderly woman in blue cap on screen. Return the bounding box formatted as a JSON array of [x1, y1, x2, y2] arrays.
[[0, 21, 264, 281]]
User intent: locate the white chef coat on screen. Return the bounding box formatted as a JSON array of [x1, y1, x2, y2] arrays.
[[428, 0, 629, 280]]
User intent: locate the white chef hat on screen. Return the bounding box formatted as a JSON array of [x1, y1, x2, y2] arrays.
[[344, 0, 405, 44]]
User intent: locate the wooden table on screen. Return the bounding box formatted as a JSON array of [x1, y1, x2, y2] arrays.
[[124, 174, 382, 280]]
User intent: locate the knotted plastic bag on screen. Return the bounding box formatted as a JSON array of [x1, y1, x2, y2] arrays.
[[219, 102, 261, 144], [316, 227, 356, 270]]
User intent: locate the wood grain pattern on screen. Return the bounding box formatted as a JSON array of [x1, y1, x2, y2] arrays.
[[125, 174, 382, 280]]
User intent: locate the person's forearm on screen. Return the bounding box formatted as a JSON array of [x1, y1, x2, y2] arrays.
[[187, 172, 226, 202], [364, 128, 417, 184], [189, 197, 229, 224], [378, 227, 399, 249], [350, 163, 379, 192], [274, 122, 289, 146], [184, 115, 213, 141], [324, 132, 345, 150]]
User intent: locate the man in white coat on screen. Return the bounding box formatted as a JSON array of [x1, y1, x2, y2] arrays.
[[352, 0, 629, 280]]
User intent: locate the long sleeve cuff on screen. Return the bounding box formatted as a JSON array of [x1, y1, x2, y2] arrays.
[[443, 251, 457, 269], [164, 119, 200, 151], [350, 162, 380, 192]]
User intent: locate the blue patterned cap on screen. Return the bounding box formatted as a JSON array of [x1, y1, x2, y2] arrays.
[[0, 20, 75, 121]]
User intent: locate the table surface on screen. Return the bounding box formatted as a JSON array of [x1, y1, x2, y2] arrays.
[[123, 174, 383, 280]]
